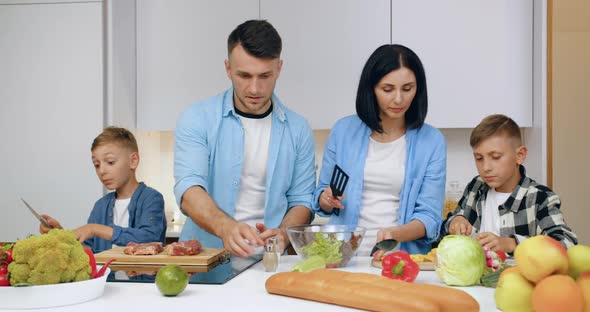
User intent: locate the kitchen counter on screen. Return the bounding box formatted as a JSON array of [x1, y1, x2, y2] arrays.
[[13, 256, 498, 311]]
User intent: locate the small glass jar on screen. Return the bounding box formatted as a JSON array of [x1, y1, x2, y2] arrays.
[[268, 237, 281, 261], [263, 242, 278, 272]]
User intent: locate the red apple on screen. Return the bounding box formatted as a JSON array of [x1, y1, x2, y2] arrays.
[[514, 235, 568, 283]]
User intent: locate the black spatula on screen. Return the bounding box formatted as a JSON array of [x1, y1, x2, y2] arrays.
[[330, 165, 349, 216]]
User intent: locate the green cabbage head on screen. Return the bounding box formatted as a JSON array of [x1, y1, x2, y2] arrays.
[[435, 235, 486, 286]]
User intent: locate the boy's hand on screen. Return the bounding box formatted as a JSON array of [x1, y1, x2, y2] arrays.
[[39, 214, 63, 234], [448, 216, 472, 236], [476, 232, 517, 253], [73, 224, 96, 243]]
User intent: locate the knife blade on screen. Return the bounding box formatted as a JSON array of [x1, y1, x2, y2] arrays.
[[21, 198, 53, 229]]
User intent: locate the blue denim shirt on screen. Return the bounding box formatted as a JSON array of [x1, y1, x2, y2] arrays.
[[174, 88, 316, 248], [313, 115, 446, 254], [85, 182, 166, 253]]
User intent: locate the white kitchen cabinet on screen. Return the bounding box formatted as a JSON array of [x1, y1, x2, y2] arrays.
[[391, 0, 533, 128], [136, 0, 259, 130], [0, 2, 104, 241], [260, 0, 391, 130]]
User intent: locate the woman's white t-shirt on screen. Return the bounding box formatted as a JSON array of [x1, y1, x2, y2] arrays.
[[357, 135, 406, 256]]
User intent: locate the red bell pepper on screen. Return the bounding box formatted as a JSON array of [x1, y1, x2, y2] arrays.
[[381, 251, 419, 283]]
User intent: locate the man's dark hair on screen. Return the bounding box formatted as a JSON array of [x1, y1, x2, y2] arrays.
[[356, 44, 428, 131], [227, 20, 282, 59]]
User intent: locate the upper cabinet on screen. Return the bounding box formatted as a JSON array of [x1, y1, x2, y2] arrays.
[[390, 0, 533, 128], [132, 0, 535, 130], [136, 0, 259, 130], [260, 0, 391, 130]]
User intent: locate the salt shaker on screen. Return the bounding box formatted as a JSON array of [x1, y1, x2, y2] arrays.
[[263, 241, 278, 272], [268, 236, 281, 262]]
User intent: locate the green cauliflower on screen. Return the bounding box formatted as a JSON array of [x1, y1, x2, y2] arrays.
[[7, 229, 91, 285]]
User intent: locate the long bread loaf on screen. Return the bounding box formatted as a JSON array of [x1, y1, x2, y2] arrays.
[[265, 269, 479, 312]]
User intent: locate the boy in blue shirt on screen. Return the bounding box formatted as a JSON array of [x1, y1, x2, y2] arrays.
[[40, 127, 166, 252], [442, 115, 577, 252]]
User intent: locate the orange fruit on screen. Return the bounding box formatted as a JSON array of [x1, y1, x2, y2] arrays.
[[532, 274, 584, 312]]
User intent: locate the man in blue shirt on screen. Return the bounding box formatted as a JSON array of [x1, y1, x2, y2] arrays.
[[174, 20, 316, 257]]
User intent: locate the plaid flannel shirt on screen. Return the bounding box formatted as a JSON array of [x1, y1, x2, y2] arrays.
[[442, 166, 577, 249]]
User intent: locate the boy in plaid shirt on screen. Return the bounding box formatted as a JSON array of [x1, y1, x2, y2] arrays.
[[442, 114, 577, 253]]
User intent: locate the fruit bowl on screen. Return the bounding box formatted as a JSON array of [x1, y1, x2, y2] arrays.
[[287, 224, 365, 268]]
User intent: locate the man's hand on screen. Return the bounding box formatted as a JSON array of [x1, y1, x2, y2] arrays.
[[476, 232, 517, 253], [257, 223, 288, 254], [39, 214, 63, 234], [448, 216, 473, 236], [220, 222, 264, 258]]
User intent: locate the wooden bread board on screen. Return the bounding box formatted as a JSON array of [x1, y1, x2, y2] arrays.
[[95, 247, 228, 266], [371, 259, 435, 271]]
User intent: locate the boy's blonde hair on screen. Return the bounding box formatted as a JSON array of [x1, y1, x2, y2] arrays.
[[470, 114, 522, 148], [91, 127, 138, 152]]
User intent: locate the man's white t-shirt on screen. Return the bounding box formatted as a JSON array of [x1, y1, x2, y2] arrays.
[[479, 188, 511, 236], [233, 109, 272, 227], [357, 135, 406, 256]]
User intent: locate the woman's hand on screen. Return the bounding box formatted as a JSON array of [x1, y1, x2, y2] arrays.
[[318, 187, 344, 213], [372, 227, 396, 261]]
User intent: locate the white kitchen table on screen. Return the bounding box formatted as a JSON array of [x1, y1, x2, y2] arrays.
[[7, 256, 498, 311]]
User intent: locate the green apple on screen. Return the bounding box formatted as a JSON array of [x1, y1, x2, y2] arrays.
[[568, 245, 590, 280], [495, 269, 534, 312]]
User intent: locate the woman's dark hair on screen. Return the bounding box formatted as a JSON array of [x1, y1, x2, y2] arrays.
[[356, 44, 428, 131], [227, 20, 282, 59]]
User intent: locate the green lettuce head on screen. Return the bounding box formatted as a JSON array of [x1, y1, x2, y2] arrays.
[[435, 235, 486, 286]]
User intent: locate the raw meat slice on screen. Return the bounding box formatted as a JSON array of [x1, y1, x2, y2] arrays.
[[164, 240, 202, 256], [123, 242, 164, 255]]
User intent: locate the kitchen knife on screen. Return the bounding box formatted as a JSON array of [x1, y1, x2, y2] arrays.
[[21, 198, 53, 229]]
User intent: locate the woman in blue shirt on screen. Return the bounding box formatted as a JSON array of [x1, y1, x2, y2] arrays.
[[314, 44, 446, 257]]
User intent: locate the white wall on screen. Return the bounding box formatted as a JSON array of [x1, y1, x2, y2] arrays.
[[0, 2, 104, 242]]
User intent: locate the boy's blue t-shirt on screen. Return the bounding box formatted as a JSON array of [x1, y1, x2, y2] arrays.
[[84, 182, 166, 253]]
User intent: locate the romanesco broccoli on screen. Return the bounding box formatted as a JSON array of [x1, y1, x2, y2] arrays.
[[7, 229, 91, 285]]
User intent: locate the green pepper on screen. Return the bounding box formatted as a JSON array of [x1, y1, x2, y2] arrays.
[[381, 251, 419, 283]]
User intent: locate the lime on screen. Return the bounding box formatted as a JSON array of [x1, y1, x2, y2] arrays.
[[155, 264, 189, 296]]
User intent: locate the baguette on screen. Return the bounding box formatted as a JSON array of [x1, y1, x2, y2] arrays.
[[265, 269, 479, 312]]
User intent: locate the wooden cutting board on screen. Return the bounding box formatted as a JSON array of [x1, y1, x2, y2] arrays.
[[95, 247, 228, 266], [371, 259, 435, 271]]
